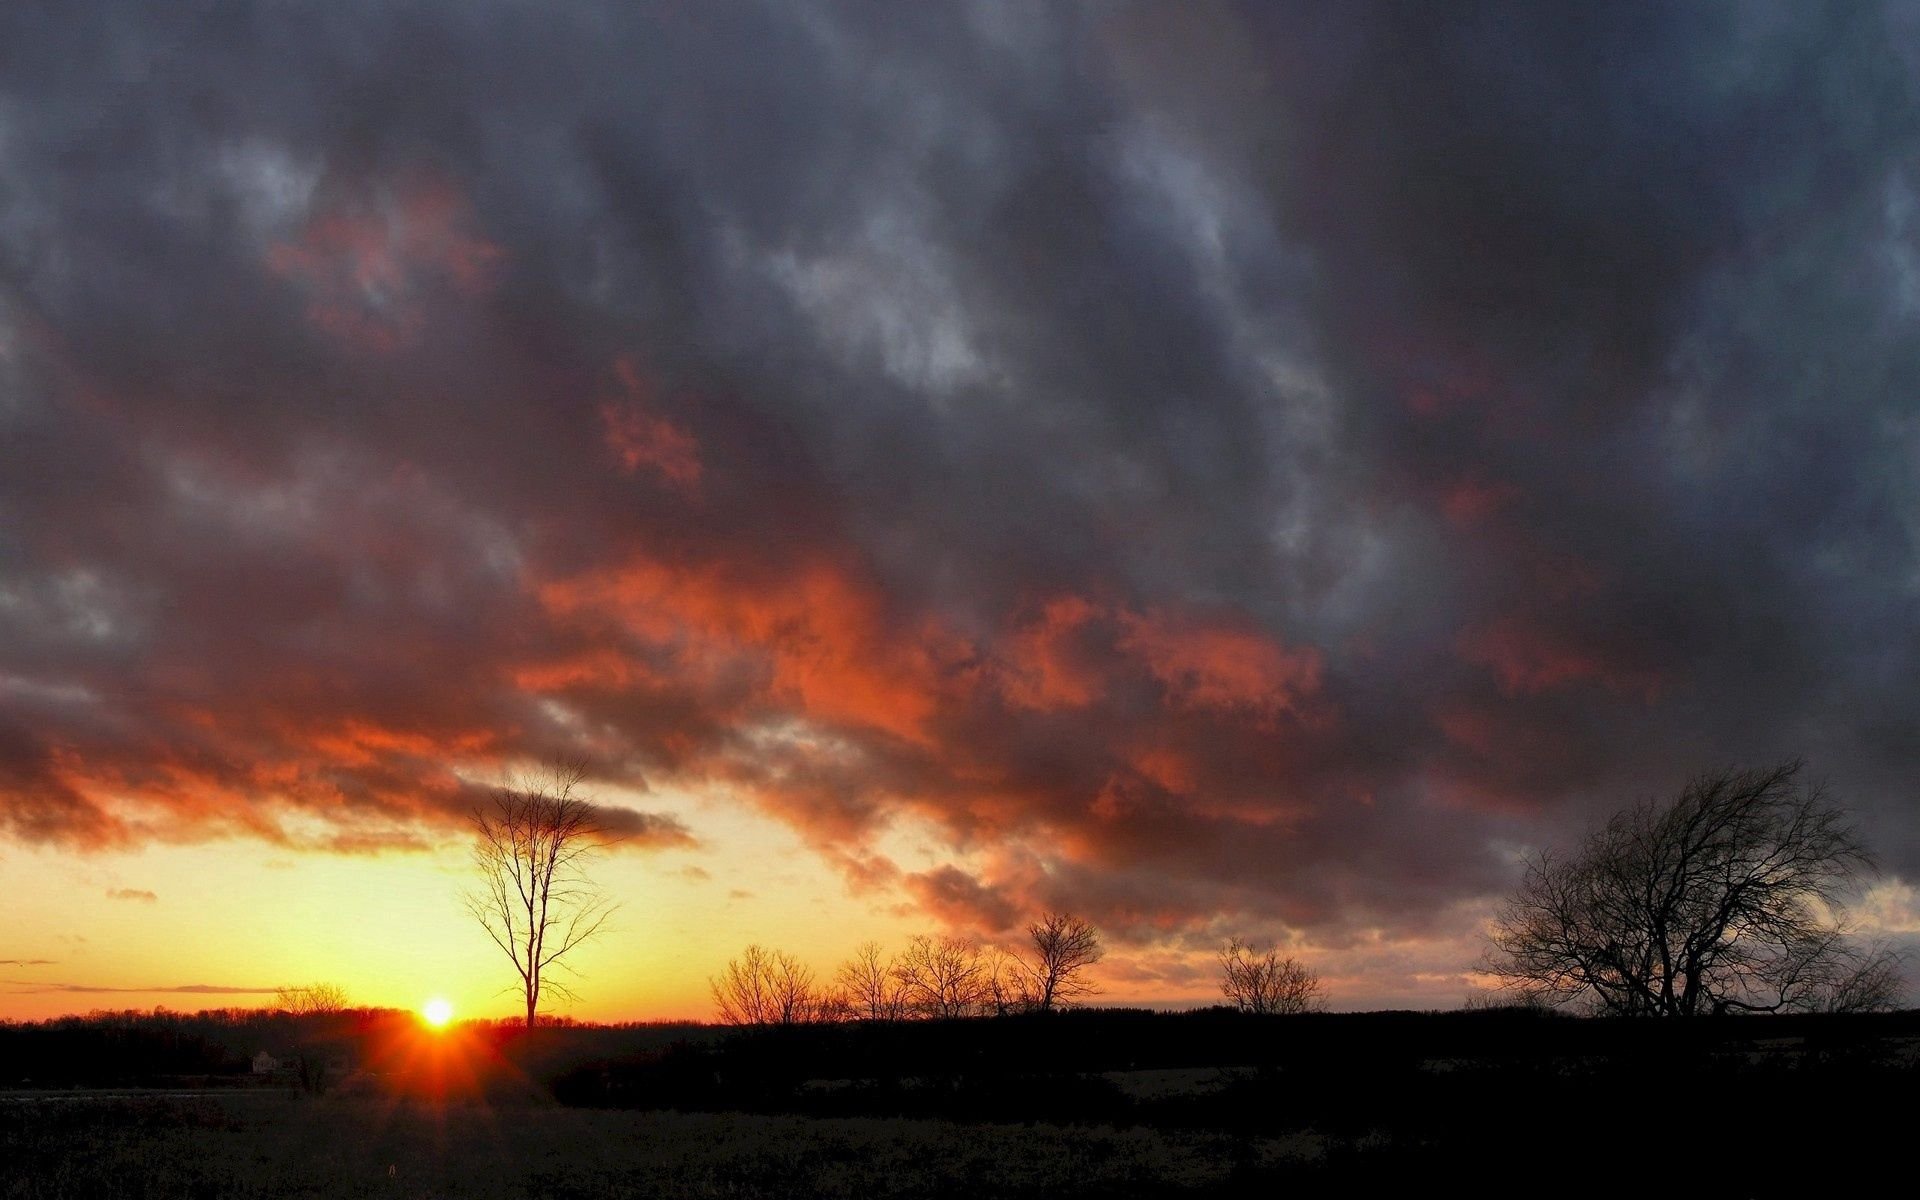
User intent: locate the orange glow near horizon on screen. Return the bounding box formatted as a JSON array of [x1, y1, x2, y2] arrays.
[[0, 782, 1494, 1022], [0, 788, 1031, 1023]]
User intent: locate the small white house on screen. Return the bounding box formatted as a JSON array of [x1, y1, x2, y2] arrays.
[[251, 1051, 281, 1075]]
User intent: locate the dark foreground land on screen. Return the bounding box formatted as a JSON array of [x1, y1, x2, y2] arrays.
[[5, 1008, 1916, 1197], [4, 1095, 1310, 1199]]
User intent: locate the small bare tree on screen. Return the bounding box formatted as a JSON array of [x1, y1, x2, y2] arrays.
[[806, 986, 855, 1023], [1486, 762, 1906, 1017], [711, 944, 777, 1025], [711, 945, 828, 1025], [893, 934, 992, 1019], [837, 941, 907, 1021], [1020, 912, 1104, 1012], [983, 944, 1029, 1016], [767, 948, 819, 1025], [464, 761, 616, 1029], [274, 982, 349, 1015], [274, 982, 350, 1092], [1219, 937, 1324, 1014]]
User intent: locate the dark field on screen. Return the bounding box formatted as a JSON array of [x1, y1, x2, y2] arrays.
[[2, 1095, 1291, 1199], [6, 1009, 1916, 1196]]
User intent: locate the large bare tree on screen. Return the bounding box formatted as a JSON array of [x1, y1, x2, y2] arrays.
[[1486, 762, 1905, 1016], [464, 762, 616, 1029]]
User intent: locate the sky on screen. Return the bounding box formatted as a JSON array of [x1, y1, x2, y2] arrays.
[[5, 1, 1920, 1022]]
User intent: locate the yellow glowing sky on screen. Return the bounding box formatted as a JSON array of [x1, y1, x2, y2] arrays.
[[1, 784, 954, 1023], [1, 773, 1515, 1022]]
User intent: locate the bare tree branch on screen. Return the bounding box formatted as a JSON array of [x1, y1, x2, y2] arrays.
[[710, 945, 832, 1025], [273, 982, 349, 1015], [836, 941, 907, 1022], [892, 934, 992, 1019], [1219, 937, 1324, 1014]]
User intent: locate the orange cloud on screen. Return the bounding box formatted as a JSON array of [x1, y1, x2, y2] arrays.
[[539, 555, 971, 745], [1118, 609, 1322, 721], [511, 649, 653, 692], [302, 719, 497, 768], [1129, 744, 1196, 795], [999, 594, 1103, 710]]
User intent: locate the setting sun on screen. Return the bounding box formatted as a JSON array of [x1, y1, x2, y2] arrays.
[[421, 998, 454, 1029]]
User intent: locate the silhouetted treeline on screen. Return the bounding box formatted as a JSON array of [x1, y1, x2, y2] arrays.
[[0, 1008, 716, 1090], [0, 1008, 355, 1086], [543, 1005, 1920, 1119], [12, 1003, 1919, 1144]]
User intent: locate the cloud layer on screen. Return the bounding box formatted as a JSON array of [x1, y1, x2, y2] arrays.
[[4, 2, 1920, 971]]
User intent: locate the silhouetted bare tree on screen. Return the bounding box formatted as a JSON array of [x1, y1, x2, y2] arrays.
[[805, 985, 854, 1023], [1019, 911, 1104, 1011], [274, 982, 348, 1015], [1486, 762, 1906, 1016], [274, 982, 349, 1092], [464, 761, 616, 1029], [1219, 937, 1324, 1014], [712, 944, 835, 1025], [765, 949, 821, 1024], [893, 934, 991, 1018], [983, 944, 1028, 1016], [836, 941, 907, 1021], [711, 944, 777, 1025]]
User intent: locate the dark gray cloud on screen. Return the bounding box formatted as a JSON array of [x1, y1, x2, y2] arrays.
[[2, 1, 1918, 965]]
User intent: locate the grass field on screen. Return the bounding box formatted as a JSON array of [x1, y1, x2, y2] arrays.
[[1, 1093, 1340, 1199], [8, 1009, 1916, 1196]]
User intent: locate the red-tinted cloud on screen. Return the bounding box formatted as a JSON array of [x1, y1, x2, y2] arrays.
[[1000, 595, 1103, 711], [1458, 616, 1664, 701], [903, 865, 1020, 932], [600, 357, 702, 491], [537, 555, 971, 746], [266, 175, 502, 353], [1117, 608, 1323, 723]]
